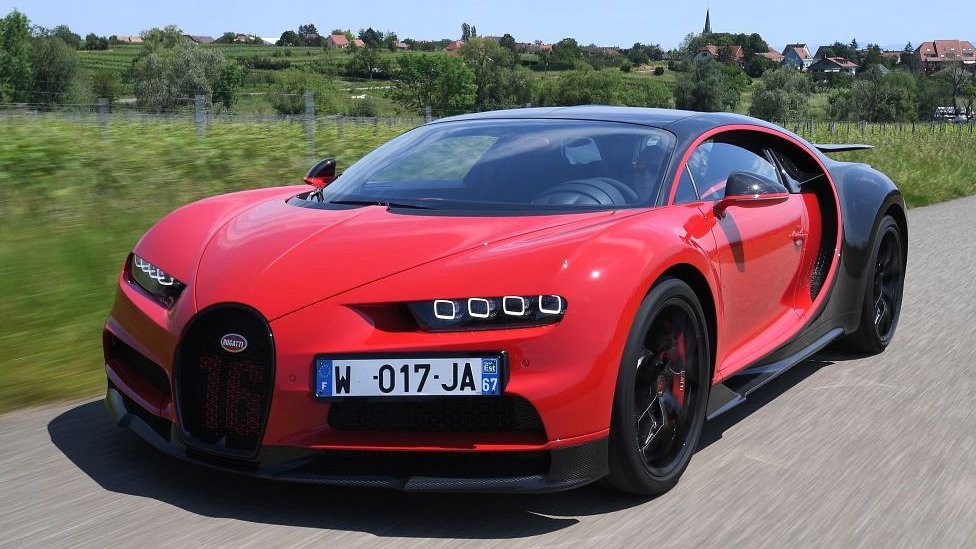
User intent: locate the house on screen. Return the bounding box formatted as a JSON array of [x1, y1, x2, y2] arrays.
[[395, 41, 409, 50], [326, 34, 350, 48], [694, 44, 744, 64], [781, 43, 813, 70], [115, 35, 142, 44], [352, 38, 366, 48], [445, 40, 464, 52], [184, 35, 215, 44], [759, 47, 784, 63], [881, 51, 902, 64], [914, 40, 976, 72], [234, 34, 256, 43], [809, 57, 858, 76]]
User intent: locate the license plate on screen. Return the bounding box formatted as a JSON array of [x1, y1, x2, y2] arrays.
[[314, 355, 502, 398]]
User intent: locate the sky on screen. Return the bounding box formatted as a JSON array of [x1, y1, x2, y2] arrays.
[[1, 1, 971, 52]]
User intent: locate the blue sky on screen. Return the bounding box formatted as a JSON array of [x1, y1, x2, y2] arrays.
[[1, 1, 970, 52]]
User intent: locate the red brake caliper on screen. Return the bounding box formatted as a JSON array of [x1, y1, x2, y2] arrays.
[[672, 333, 686, 408]]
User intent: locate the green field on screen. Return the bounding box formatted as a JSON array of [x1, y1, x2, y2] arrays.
[[1, 116, 975, 412]]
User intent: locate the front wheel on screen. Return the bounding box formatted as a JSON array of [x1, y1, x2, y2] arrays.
[[606, 278, 710, 496]]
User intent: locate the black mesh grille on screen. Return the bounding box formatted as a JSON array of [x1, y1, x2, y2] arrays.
[[810, 244, 831, 300], [328, 396, 544, 433], [175, 305, 274, 459], [109, 335, 171, 398]]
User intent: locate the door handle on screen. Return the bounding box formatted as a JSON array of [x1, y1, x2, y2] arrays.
[[791, 229, 808, 247]]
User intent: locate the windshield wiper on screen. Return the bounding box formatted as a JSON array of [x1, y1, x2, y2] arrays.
[[327, 198, 437, 210]]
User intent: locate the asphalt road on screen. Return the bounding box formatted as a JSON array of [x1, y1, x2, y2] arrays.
[[3, 196, 975, 549]]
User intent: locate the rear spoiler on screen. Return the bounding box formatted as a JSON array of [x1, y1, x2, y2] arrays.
[[814, 143, 874, 153]]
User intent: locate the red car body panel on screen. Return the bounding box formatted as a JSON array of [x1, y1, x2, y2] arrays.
[[103, 108, 901, 492]]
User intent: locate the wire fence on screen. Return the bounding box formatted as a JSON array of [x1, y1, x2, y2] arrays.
[[3, 95, 975, 148]]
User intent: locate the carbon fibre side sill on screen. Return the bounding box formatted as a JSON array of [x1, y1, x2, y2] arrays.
[[705, 327, 844, 420]]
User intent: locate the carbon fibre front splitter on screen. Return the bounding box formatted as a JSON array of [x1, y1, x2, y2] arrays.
[[106, 384, 608, 493]]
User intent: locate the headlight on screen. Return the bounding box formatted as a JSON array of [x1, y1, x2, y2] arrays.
[[407, 295, 566, 331], [126, 254, 186, 308]]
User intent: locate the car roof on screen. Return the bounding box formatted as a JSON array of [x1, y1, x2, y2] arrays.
[[433, 106, 781, 132]]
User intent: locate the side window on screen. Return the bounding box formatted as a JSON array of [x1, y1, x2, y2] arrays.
[[673, 167, 699, 204], [692, 140, 779, 200]]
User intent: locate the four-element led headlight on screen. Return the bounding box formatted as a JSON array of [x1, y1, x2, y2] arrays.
[[408, 295, 566, 331], [126, 254, 186, 308]]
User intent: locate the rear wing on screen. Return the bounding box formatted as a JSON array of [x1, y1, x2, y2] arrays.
[[814, 143, 874, 153]]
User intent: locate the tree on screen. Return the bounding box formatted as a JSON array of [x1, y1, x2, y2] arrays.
[[624, 42, 664, 66], [346, 46, 383, 79], [91, 68, 120, 103], [916, 70, 953, 119], [212, 62, 245, 109], [826, 67, 917, 122], [390, 53, 476, 116], [499, 33, 518, 59], [0, 9, 33, 103], [861, 44, 884, 69], [535, 67, 668, 107], [552, 38, 582, 66], [141, 25, 185, 51], [383, 32, 399, 52], [52, 25, 81, 49], [358, 27, 383, 49], [132, 27, 232, 111], [744, 53, 779, 78], [276, 30, 300, 47], [84, 33, 108, 51], [29, 36, 80, 106], [941, 63, 974, 114], [270, 68, 339, 114], [214, 32, 238, 44], [460, 37, 506, 110], [461, 23, 472, 41], [673, 59, 739, 112], [298, 23, 322, 46], [900, 42, 915, 69], [748, 66, 812, 121]]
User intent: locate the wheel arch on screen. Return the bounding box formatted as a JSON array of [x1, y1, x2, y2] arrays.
[[655, 264, 718, 381]]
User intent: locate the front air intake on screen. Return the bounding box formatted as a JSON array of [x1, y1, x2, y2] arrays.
[[174, 304, 274, 459]]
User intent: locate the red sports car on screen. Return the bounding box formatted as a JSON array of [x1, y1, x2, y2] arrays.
[[104, 107, 907, 495]]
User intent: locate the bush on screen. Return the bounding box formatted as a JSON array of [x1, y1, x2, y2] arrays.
[[270, 69, 339, 114], [654, 66, 665, 76]]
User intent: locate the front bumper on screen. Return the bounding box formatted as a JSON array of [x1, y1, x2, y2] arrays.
[[106, 384, 608, 492]]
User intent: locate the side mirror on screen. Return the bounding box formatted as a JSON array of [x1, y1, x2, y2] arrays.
[[713, 171, 789, 218], [304, 157, 337, 188]]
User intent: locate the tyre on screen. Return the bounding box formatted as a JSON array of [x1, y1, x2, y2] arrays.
[[843, 215, 906, 354], [606, 278, 710, 496]]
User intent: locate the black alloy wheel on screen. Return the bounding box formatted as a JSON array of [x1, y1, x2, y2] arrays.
[[607, 278, 710, 496], [845, 216, 906, 354]]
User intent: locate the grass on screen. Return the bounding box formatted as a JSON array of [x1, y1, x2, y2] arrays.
[[1, 116, 974, 413], [0, 116, 417, 413]]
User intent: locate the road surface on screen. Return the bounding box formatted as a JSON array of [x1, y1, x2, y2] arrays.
[[2, 196, 975, 548]]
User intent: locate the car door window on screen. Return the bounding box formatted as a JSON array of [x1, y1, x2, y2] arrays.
[[690, 140, 779, 200]]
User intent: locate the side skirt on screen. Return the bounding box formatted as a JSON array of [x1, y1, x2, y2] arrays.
[[705, 327, 843, 420]]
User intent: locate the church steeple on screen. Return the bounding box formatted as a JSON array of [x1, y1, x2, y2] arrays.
[[703, 9, 712, 34]]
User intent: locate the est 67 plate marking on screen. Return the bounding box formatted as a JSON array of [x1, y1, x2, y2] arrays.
[[314, 356, 501, 398]]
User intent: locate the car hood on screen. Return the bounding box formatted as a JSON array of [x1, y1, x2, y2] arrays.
[[193, 197, 616, 319]]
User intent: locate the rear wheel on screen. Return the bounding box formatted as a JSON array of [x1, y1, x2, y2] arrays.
[[843, 216, 905, 354], [606, 278, 710, 496]]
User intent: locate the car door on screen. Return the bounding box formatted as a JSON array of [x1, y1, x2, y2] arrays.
[[675, 137, 809, 375]]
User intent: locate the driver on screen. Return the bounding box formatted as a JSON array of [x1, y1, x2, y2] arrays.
[[632, 144, 667, 203]]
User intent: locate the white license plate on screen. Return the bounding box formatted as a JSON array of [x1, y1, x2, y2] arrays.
[[314, 355, 502, 398]]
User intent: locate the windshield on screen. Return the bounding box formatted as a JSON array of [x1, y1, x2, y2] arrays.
[[310, 119, 676, 213]]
